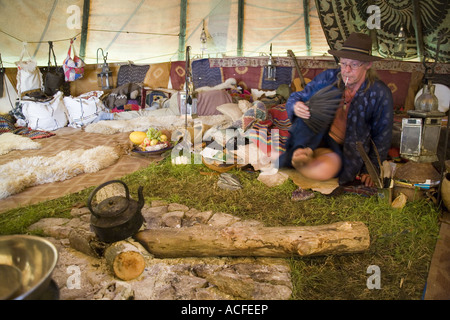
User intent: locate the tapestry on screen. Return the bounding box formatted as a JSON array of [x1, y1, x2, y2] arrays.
[[192, 59, 222, 89], [170, 61, 186, 91], [315, 0, 450, 62], [221, 66, 262, 91], [143, 62, 171, 89], [116, 64, 150, 87]]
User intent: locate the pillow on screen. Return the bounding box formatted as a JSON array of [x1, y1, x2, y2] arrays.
[[216, 103, 243, 122], [232, 100, 267, 132], [238, 100, 252, 113]]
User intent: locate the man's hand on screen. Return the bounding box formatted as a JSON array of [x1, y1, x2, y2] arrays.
[[360, 173, 374, 187], [293, 101, 310, 119]]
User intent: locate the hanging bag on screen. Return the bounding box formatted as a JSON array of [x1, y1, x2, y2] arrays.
[[43, 41, 65, 96], [63, 39, 85, 82], [15, 43, 44, 97]]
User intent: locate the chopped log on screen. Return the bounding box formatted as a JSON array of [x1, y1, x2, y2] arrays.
[[134, 221, 370, 258], [68, 229, 108, 258], [104, 241, 146, 281]]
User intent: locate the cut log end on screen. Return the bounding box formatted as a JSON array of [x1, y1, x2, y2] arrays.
[[105, 241, 146, 281], [113, 251, 145, 281]]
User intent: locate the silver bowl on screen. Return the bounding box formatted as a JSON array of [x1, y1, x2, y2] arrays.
[[0, 235, 58, 300]]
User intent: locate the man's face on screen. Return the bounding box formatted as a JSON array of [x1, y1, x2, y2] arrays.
[[339, 58, 372, 89]]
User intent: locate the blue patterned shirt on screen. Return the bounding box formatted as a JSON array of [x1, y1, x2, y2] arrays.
[[286, 68, 394, 185]]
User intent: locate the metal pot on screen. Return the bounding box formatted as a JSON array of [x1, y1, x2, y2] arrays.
[[88, 180, 144, 243]]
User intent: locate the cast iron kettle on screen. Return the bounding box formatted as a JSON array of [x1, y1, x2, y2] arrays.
[[87, 180, 144, 243]]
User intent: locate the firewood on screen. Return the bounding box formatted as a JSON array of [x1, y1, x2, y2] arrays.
[[68, 229, 108, 258], [104, 240, 146, 281], [134, 221, 370, 258]]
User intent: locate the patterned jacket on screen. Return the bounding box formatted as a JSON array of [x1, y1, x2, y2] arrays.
[[286, 68, 394, 185]]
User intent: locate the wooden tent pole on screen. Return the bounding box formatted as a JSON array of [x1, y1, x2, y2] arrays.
[[237, 0, 244, 57], [303, 0, 311, 56], [412, 0, 424, 61], [79, 0, 90, 61], [178, 0, 188, 61]]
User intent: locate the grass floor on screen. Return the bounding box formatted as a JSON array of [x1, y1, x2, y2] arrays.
[[0, 157, 442, 300]]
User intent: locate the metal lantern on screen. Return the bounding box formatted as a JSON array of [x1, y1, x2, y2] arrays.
[[96, 48, 113, 90], [200, 20, 207, 56], [265, 43, 276, 81], [394, 27, 407, 59]]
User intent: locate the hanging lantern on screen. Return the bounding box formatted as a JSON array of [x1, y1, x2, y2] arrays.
[[393, 27, 407, 59], [96, 48, 113, 90], [265, 43, 276, 81], [200, 20, 207, 55]]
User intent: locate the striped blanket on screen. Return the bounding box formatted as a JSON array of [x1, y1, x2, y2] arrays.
[[247, 104, 291, 157]]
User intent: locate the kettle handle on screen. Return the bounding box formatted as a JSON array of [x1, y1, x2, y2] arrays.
[[87, 180, 130, 217]]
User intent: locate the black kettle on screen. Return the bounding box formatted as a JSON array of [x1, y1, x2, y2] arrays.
[[87, 180, 144, 243]]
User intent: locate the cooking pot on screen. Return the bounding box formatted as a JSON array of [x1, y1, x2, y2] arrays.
[[88, 180, 144, 243]]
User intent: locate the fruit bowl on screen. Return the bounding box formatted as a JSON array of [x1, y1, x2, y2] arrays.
[[132, 143, 173, 156]]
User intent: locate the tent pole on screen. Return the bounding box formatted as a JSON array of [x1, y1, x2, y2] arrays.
[[303, 0, 311, 56], [237, 0, 244, 57], [412, 0, 424, 61], [178, 0, 187, 61], [79, 0, 90, 61]]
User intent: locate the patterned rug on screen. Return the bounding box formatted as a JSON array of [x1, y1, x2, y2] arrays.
[[315, 0, 450, 62]]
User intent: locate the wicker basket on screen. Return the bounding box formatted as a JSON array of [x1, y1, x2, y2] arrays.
[[202, 157, 236, 173]]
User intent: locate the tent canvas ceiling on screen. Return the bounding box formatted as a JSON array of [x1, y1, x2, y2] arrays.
[[0, 0, 330, 68]]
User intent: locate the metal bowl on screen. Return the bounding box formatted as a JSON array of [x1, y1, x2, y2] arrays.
[[0, 235, 58, 300]]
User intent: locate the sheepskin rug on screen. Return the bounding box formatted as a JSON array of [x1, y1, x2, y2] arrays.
[[84, 115, 232, 135], [0, 145, 121, 200], [0, 132, 42, 155]]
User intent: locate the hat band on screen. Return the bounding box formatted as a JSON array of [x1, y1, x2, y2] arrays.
[[341, 45, 370, 55]]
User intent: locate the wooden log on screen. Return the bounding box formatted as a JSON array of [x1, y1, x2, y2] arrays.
[[134, 221, 370, 258], [68, 229, 108, 258], [104, 241, 146, 281]]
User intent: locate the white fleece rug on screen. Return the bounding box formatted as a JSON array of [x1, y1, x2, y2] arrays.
[[0, 132, 42, 155], [0, 145, 121, 199], [84, 115, 232, 135]]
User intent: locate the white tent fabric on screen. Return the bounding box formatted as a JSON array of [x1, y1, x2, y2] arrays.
[[0, 0, 329, 67]]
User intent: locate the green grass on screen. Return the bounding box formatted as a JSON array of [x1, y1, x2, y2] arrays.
[[0, 157, 441, 300]]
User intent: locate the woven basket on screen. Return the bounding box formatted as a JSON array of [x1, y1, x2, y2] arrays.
[[202, 157, 236, 173]]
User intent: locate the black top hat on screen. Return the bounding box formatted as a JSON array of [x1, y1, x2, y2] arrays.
[[328, 33, 383, 62]]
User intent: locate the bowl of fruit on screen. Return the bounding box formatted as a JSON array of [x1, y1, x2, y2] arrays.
[[130, 128, 173, 156]]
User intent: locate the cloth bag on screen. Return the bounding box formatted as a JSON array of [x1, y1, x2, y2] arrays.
[[43, 41, 65, 96], [63, 91, 106, 127], [15, 43, 44, 97], [63, 39, 85, 82], [21, 91, 68, 131]]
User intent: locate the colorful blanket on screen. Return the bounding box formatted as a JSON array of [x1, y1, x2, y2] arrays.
[[247, 104, 291, 157], [0, 113, 55, 139]]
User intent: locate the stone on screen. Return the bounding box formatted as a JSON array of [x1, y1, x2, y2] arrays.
[[141, 204, 168, 229], [162, 211, 185, 228], [168, 203, 190, 212], [207, 212, 241, 228]]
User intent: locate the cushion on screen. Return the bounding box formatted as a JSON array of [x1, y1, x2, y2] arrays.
[[216, 103, 242, 121], [232, 100, 267, 132]]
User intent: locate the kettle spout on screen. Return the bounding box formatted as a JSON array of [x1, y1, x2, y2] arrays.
[[137, 186, 145, 210]]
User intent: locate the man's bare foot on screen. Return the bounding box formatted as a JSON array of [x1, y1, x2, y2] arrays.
[[291, 147, 313, 169]]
